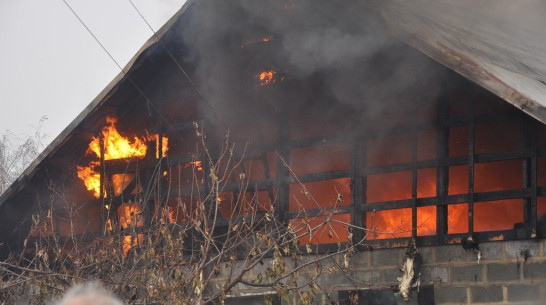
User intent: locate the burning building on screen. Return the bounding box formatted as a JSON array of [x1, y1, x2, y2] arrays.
[[1, 0, 546, 304]]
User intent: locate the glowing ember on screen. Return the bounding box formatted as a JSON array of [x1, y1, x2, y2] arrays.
[[184, 160, 203, 172], [117, 202, 144, 229], [159, 206, 177, 225], [241, 35, 273, 48], [167, 208, 176, 224], [489, 234, 504, 241], [257, 70, 283, 86]]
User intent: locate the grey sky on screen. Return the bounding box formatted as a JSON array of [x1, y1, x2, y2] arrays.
[[0, 0, 186, 146]]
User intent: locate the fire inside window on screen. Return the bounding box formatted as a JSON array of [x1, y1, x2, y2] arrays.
[[70, 84, 546, 249]]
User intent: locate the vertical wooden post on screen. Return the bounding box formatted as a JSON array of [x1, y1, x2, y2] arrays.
[[524, 119, 537, 237], [351, 116, 365, 243], [99, 132, 107, 233], [436, 95, 449, 239], [468, 98, 476, 235], [275, 109, 290, 222], [412, 100, 418, 239]]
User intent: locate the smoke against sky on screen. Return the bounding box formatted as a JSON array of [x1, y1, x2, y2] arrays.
[[0, 0, 186, 146]]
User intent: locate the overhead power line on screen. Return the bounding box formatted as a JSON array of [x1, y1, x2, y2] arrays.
[[59, 0, 212, 144], [61, 0, 125, 73], [126, 0, 212, 112]]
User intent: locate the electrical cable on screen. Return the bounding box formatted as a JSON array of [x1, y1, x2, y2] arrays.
[[127, 0, 214, 114], [60, 0, 205, 145], [61, 0, 125, 73]]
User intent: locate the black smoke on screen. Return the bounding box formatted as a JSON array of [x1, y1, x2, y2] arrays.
[[171, 0, 446, 123]]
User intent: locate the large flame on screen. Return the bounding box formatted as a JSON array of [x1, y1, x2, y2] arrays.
[[77, 161, 101, 198], [77, 116, 168, 198], [87, 117, 147, 160]]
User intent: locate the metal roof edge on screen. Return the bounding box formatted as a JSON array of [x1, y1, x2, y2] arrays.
[[381, 13, 546, 125]]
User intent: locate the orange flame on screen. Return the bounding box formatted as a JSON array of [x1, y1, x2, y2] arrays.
[[77, 116, 168, 198], [184, 160, 203, 172], [88, 117, 147, 160], [77, 161, 101, 198], [258, 70, 277, 86], [110, 173, 135, 196], [122, 234, 144, 256], [241, 35, 273, 48], [168, 208, 176, 224], [366, 161, 524, 238], [161, 207, 177, 224], [147, 132, 169, 158], [117, 202, 144, 230]]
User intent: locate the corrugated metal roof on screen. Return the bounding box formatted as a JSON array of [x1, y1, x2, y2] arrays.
[[380, 0, 546, 122]]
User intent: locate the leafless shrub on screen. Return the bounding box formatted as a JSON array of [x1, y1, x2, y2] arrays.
[[0, 116, 48, 194], [0, 126, 402, 305]]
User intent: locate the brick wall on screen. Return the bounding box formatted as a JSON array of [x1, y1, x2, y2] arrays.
[[346, 239, 546, 305], [222, 239, 546, 304]]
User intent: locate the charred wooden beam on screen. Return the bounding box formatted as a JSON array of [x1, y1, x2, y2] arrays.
[[288, 133, 352, 149], [473, 189, 531, 202], [362, 110, 516, 139], [468, 99, 476, 236], [363, 150, 530, 177], [361, 199, 414, 212], [412, 102, 419, 239], [275, 109, 290, 221], [524, 121, 537, 237], [474, 150, 529, 163], [286, 170, 350, 184], [352, 129, 366, 243], [221, 179, 276, 192], [437, 95, 449, 238], [170, 120, 202, 132], [167, 152, 204, 165], [285, 206, 351, 219], [359, 188, 531, 213]]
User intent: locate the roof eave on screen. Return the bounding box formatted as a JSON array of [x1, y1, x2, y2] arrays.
[[385, 23, 546, 123]]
